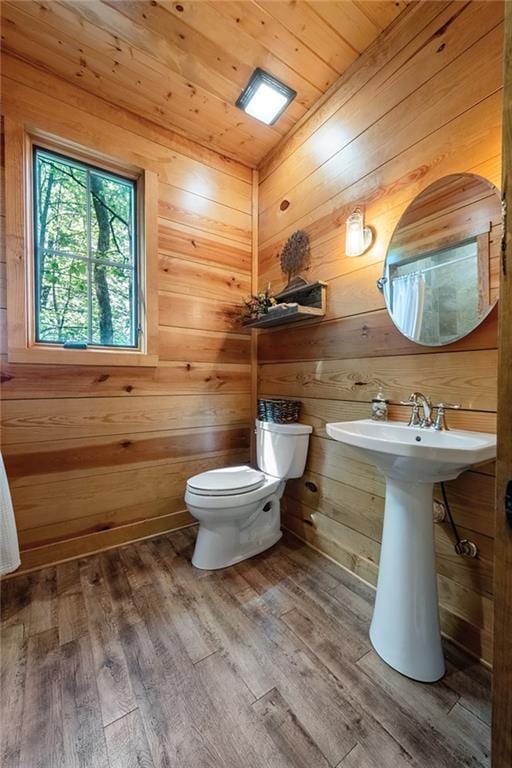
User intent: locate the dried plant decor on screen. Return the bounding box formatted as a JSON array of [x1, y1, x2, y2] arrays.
[[280, 229, 310, 289]]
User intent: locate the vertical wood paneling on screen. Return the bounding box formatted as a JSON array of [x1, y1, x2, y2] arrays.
[[257, 0, 503, 664], [492, 1, 512, 760], [251, 169, 259, 465]]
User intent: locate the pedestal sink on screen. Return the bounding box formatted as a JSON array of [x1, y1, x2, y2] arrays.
[[326, 419, 496, 682]]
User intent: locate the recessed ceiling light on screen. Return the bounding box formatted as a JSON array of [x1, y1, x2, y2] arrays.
[[236, 68, 297, 125]]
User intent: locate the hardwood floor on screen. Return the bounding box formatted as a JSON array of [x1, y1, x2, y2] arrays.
[[0, 528, 491, 768]]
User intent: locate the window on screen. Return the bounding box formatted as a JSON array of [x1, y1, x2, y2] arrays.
[[4, 121, 158, 366], [33, 147, 138, 349]]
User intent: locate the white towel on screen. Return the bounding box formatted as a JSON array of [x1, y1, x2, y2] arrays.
[[0, 453, 20, 576]]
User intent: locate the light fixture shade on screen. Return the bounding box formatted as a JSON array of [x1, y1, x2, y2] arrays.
[[236, 68, 297, 125], [346, 209, 373, 257]]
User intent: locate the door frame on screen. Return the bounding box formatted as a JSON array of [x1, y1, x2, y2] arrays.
[[492, 7, 512, 767]]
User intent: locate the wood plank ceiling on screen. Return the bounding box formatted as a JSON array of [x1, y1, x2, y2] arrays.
[[0, 0, 408, 166]]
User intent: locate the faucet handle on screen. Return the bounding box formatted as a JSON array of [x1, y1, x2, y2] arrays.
[[400, 398, 422, 426], [402, 391, 432, 405], [400, 393, 420, 405], [432, 402, 461, 431], [435, 402, 461, 410]]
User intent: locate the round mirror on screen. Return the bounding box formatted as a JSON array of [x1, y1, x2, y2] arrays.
[[382, 174, 502, 346]]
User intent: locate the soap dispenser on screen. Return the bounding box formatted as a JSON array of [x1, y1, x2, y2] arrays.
[[371, 391, 389, 421]]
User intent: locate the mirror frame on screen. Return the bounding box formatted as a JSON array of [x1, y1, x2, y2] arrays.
[[378, 173, 502, 347]]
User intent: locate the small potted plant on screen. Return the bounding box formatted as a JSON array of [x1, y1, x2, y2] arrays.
[[242, 284, 277, 320]]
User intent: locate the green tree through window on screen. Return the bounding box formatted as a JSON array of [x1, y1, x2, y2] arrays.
[[34, 147, 138, 347]]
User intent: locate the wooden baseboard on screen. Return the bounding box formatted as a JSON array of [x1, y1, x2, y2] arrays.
[[4, 510, 196, 577]]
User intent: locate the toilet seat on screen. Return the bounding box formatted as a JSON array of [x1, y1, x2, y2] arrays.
[[185, 473, 282, 510], [187, 465, 266, 497]]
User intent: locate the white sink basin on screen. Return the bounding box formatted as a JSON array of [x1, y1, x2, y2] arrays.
[[326, 419, 496, 482], [326, 418, 496, 683]]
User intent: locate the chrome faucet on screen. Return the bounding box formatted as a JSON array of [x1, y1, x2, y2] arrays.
[[401, 392, 461, 430], [400, 392, 433, 428]]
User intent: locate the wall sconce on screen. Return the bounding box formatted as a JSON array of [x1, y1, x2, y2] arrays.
[[345, 208, 373, 257]]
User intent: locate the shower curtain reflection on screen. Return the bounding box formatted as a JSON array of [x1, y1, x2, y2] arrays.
[[391, 272, 426, 340]]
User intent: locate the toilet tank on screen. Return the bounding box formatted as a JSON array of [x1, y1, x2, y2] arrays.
[[256, 419, 313, 479]]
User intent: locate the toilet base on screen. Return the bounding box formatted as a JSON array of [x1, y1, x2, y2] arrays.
[[187, 482, 284, 570], [192, 529, 282, 570]]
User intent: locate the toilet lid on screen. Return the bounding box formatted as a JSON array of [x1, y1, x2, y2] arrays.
[[187, 465, 266, 496]]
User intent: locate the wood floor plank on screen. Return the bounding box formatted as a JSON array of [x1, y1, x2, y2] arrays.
[[447, 703, 491, 766], [0, 624, 27, 768], [330, 580, 374, 624], [194, 653, 291, 768], [57, 560, 88, 646], [166, 526, 197, 559], [191, 573, 280, 699], [357, 650, 459, 718], [212, 571, 360, 765], [138, 537, 219, 664], [254, 555, 371, 661], [19, 628, 64, 768], [130, 583, 246, 768], [26, 566, 58, 637], [116, 613, 187, 766], [337, 743, 380, 767], [80, 556, 137, 727], [220, 563, 263, 603], [252, 687, 332, 768], [239, 593, 407, 768], [60, 635, 110, 768], [323, 559, 377, 606], [231, 559, 296, 615], [279, 531, 348, 591], [100, 549, 142, 627], [0, 573, 33, 627], [58, 589, 89, 646], [356, 650, 489, 763], [269, 540, 347, 595], [56, 560, 82, 596], [165, 546, 357, 765], [443, 643, 492, 726], [1, 532, 492, 768], [104, 708, 155, 768], [117, 543, 155, 592], [282, 608, 482, 768], [164, 540, 276, 699], [282, 532, 346, 591]]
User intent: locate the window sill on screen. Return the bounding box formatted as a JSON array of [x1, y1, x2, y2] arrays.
[[8, 346, 159, 367]]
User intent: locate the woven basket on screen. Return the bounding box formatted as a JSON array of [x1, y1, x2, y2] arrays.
[[258, 398, 301, 424]]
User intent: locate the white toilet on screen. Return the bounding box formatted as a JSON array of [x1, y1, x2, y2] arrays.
[[185, 419, 313, 569]]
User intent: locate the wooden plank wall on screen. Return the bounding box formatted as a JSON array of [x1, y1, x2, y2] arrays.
[[0, 54, 253, 572], [257, 0, 504, 664]]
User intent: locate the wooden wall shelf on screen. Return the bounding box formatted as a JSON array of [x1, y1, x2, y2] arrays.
[[242, 281, 326, 329]]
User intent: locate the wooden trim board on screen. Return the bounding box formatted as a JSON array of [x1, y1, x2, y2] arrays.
[[492, 4, 512, 763]]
